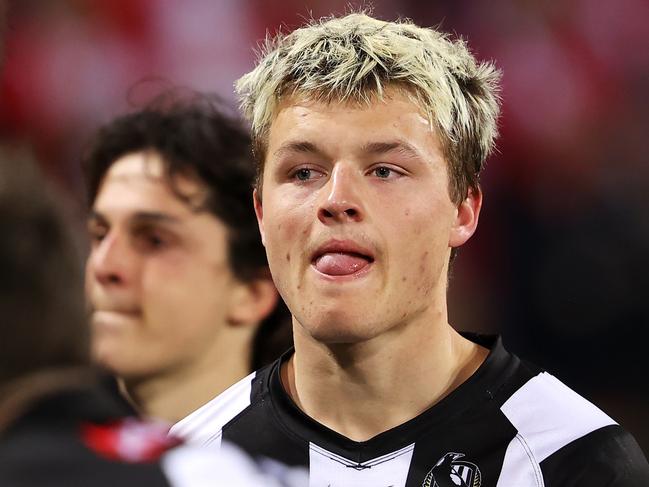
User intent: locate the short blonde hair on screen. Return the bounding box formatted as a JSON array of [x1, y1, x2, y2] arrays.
[[235, 13, 501, 203]]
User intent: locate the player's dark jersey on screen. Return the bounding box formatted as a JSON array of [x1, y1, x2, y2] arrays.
[[0, 374, 306, 486], [0, 376, 175, 486], [171, 334, 649, 486]]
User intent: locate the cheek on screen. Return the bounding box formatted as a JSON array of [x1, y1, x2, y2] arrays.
[[140, 268, 228, 333], [264, 198, 313, 255], [139, 259, 197, 310], [390, 205, 450, 275]]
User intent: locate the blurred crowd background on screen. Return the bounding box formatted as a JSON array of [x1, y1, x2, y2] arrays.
[[1, 0, 647, 453]]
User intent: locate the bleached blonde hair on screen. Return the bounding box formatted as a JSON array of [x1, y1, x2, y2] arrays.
[[235, 13, 501, 204]]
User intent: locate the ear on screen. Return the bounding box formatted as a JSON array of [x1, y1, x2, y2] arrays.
[[227, 275, 279, 328], [449, 187, 482, 248], [253, 188, 265, 247]]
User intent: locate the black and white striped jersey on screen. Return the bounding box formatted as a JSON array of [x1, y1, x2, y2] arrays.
[[170, 335, 649, 486]]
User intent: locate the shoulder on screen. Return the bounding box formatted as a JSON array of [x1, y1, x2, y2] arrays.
[[500, 371, 616, 454], [541, 423, 649, 486], [170, 366, 272, 446], [497, 371, 649, 485]]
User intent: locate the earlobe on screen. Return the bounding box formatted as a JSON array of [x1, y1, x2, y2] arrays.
[[449, 187, 482, 248], [253, 189, 265, 246]]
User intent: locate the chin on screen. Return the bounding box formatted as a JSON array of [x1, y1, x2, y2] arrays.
[[91, 345, 121, 374], [91, 342, 136, 378]]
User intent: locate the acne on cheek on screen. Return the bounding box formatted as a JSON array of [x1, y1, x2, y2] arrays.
[[403, 251, 435, 297], [418, 251, 428, 273], [401, 208, 422, 235], [419, 251, 440, 297]]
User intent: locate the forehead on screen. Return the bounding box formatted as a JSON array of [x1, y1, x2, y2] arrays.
[[271, 89, 431, 136], [93, 152, 208, 216], [266, 88, 440, 160]]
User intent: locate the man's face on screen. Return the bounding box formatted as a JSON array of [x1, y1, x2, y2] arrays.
[[255, 89, 480, 344], [86, 152, 242, 379]]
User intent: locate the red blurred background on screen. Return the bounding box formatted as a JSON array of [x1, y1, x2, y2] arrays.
[[1, 0, 647, 453]]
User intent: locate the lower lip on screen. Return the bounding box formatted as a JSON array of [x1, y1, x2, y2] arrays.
[[92, 310, 141, 329], [310, 261, 374, 281]]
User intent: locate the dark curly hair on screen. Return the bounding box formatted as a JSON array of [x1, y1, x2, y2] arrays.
[[82, 92, 292, 370]]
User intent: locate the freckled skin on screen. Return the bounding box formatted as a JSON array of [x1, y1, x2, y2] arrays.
[[255, 90, 478, 344]]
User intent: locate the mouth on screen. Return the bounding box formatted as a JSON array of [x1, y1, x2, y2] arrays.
[[92, 309, 142, 329], [311, 240, 375, 277]]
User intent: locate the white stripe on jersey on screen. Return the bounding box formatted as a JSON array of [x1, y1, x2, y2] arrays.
[[308, 442, 414, 487], [169, 371, 256, 447], [161, 442, 305, 487], [497, 372, 616, 486], [496, 433, 545, 487]]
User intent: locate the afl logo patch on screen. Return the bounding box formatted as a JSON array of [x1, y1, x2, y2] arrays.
[[422, 452, 482, 487]]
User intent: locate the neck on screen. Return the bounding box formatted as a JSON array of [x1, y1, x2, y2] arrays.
[[124, 337, 252, 424], [283, 310, 488, 442]]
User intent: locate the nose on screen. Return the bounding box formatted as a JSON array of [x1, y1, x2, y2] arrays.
[[317, 163, 364, 224], [88, 231, 132, 287]]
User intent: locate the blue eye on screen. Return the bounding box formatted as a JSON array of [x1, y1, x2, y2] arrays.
[[295, 168, 312, 181], [374, 166, 392, 178]]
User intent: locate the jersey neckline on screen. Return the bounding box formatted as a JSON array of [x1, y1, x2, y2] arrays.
[[265, 333, 519, 461]]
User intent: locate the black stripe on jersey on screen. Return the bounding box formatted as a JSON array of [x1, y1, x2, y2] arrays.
[[540, 424, 649, 486], [220, 366, 310, 467]]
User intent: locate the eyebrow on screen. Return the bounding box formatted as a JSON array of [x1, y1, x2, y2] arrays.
[[272, 139, 424, 161], [272, 141, 325, 159], [88, 210, 183, 227], [359, 140, 423, 160]]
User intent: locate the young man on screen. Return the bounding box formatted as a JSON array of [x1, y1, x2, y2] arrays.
[[170, 13, 649, 486], [83, 96, 291, 424]]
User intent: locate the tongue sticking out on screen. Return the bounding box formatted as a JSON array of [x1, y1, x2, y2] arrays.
[[314, 252, 370, 276]]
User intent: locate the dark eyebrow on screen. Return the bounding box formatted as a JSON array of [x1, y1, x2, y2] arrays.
[[360, 141, 423, 159], [88, 210, 183, 227], [272, 141, 326, 159]]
